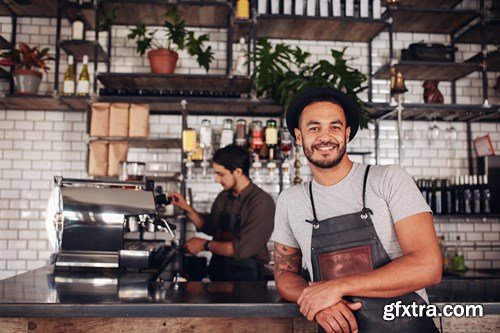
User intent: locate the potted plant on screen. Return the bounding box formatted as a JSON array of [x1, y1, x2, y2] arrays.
[[0, 42, 54, 95], [249, 38, 369, 128], [127, 6, 214, 74]]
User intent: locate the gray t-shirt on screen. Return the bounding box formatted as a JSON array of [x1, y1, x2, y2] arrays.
[[271, 162, 432, 302]]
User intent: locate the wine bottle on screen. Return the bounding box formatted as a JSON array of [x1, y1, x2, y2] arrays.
[[463, 175, 472, 214], [434, 179, 442, 215], [76, 55, 90, 96], [71, 15, 85, 40], [472, 175, 481, 214], [63, 55, 75, 96], [481, 175, 491, 214]]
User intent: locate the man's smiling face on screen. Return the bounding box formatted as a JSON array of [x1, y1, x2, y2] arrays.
[[294, 101, 351, 169]]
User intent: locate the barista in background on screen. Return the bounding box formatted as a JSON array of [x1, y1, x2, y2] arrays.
[[169, 144, 275, 281]]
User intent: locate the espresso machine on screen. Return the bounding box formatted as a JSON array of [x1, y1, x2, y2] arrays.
[[46, 176, 176, 271]]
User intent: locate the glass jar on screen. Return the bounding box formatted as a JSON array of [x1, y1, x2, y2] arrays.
[[200, 119, 212, 148], [235, 119, 247, 147], [251, 120, 263, 152], [279, 128, 292, 156], [265, 119, 278, 145], [220, 119, 234, 148]]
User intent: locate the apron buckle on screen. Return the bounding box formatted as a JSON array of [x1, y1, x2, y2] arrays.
[[313, 222, 319, 229]]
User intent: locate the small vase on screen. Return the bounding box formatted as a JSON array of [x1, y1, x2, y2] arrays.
[[147, 49, 179, 74], [423, 80, 444, 104]]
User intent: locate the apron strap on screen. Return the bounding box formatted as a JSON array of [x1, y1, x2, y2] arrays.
[[307, 181, 319, 223], [362, 165, 373, 215]]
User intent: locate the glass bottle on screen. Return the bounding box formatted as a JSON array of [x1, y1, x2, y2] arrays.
[[235, 0, 250, 19], [235, 119, 247, 147], [234, 38, 247, 76], [434, 179, 442, 215], [71, 15, 85, 40], [182, 128, 197, 153], [472, 175, 481, 215], [220, 119, 234, 148], [279, 128, 292, 159], [76, 55, 90, 96], [265, 119, 278, 159], [251, 121, 264, 155], [481, 175, 491, 214], [63, 55, 75, 96], [200, 119, 213, 149]]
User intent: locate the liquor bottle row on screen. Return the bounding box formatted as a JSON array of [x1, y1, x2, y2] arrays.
[[62, 55, 90, 96], [416, 175, 492, 216], [181, 119, 295, 183], [182, 118, 293, 162]]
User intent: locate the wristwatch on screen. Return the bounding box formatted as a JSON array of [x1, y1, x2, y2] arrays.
[[203, 240, 211, 251]]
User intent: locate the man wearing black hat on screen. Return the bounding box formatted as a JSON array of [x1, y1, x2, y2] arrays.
[[271, 87, 442, 332]]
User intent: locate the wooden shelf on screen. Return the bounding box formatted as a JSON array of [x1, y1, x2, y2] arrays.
[[374, 61, 480, 81], [89, 137, 181, 149], [97, 95, 283, 116], [101, 0, 229, 28], [0, 35, 11, 50], [385, 7, 478, 34], [382, 0, 462, 8], [256, 15, 386, 42], [63, 3, 96, 30], [0, 95, 88, 111], [60, 40, 109, 62], [466, 51, 500, 72], [97, 73, 252, 93], [0, 0, 58, 17], [2, 95, 68, 111], [455, 20, 500, 45], [59, 95, 89, 111], [367, 103, 499, 122]]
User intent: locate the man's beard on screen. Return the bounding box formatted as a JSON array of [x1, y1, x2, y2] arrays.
[[303, 138, 347, 169]]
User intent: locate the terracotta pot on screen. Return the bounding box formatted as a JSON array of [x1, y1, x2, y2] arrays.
[[147, 49, 179, 74], [12, 69, 42, 95]]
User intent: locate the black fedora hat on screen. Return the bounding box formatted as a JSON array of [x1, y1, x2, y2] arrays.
[[286, 87, 360, 141]]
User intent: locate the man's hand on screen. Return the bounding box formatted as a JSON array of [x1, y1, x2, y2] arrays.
[[168, 192, 191, 211], [315, 300, 362, 333], [298, 280, 344, 321], [184, 237, 207, 255]]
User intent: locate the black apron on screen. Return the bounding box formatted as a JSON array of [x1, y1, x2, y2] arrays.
[[308, 165, 439, 333], [208, 195, 264, 282]]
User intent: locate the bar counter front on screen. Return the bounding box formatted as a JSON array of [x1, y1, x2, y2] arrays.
[[1, 266, 499, 333]]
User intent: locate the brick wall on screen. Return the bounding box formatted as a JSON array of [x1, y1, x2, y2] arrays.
[[1, 11, 499, 279]]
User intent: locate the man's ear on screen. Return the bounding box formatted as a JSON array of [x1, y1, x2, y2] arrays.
[[346, 126, 351, 144], [233, 168, 243, 177], [294, 128, 302, 146]]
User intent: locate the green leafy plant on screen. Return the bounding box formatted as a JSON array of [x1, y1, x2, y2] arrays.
[[0, 42, 54, 73], [127, 6, 214, 71], [249, 38, 369, 128], [97, 7, 118, 33]]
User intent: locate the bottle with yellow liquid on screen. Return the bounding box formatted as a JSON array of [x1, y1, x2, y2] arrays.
[[76, 55, 90, 96], [236, 0, 250, 19], [63, 55, 75, 96]]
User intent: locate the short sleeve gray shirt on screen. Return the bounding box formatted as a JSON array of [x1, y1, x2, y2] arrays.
[[271, 162, 432, 302]]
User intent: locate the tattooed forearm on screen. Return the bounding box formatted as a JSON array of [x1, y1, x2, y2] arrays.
[[274, 242, 302, 273]]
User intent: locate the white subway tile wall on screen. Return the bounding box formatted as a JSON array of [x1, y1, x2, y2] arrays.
[[1, 15, 500, 279]]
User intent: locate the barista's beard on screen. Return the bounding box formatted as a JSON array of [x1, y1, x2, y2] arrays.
[[302, 136, 347, 169]]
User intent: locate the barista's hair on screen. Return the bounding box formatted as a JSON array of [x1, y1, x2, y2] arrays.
[[213, 144, 251, 177]]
